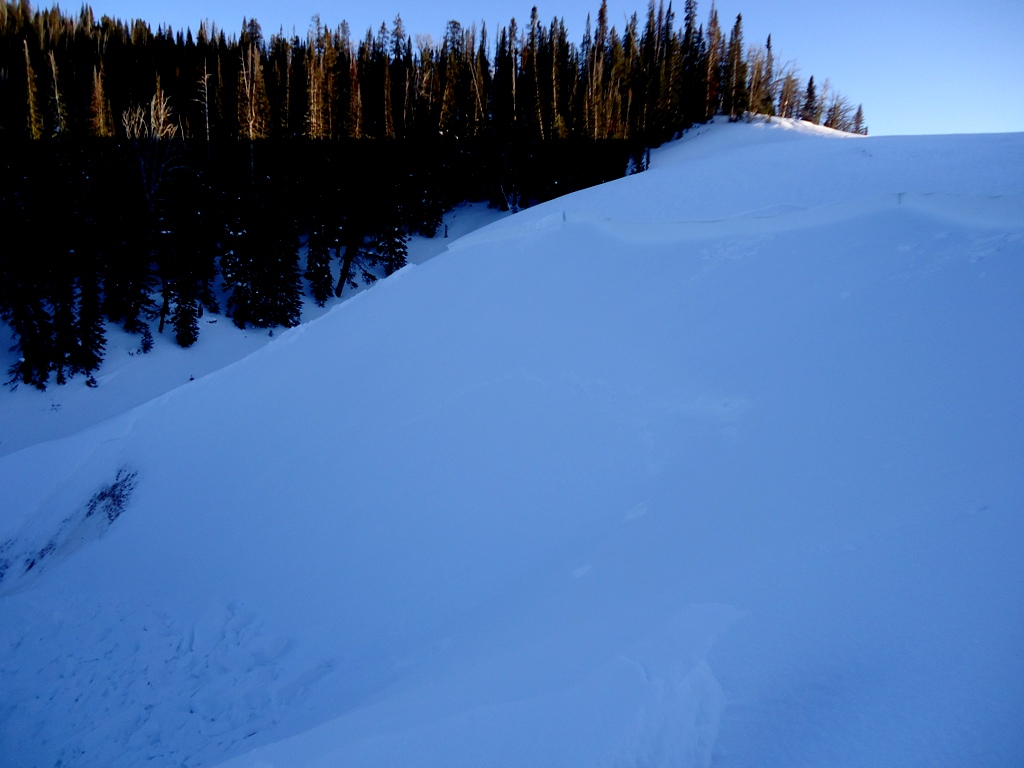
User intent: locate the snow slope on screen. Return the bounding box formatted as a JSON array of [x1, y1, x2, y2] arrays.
[[1, 118, 1022, 767], [0, 200, 508, 458]]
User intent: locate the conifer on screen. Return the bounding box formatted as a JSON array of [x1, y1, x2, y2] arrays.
[[853, 104, 867, 135], [238, 35, 269, 139], [304, 223, 334, 307], [800, 75, 818, 123], [74, 265, 108, 374], [23, 40, 42, 139], [171, 281, 200, 347], [89, 65, 113, 137], [722, 14, 748, 121]]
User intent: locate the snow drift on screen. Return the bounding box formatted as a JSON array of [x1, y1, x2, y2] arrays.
[[1, 118, 1023, 767]]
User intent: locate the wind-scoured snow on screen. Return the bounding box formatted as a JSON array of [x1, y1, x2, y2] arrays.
[[1, 117, 1022, 768]]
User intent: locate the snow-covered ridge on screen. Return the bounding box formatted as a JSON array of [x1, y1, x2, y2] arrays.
[[1, 117, 1022, 768]]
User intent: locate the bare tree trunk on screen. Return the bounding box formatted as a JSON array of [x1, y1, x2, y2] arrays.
[[334, 228, 364, 297]]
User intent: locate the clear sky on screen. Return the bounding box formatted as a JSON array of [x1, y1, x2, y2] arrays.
[[81, 0, 1023, 136]]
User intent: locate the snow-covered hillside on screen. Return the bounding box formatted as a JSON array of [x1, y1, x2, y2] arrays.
[[0, 201, 508, 458], [2, 118, 1022, 768]]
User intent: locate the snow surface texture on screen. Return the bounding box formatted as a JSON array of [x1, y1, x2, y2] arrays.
[[1, 117, 1022, 767]]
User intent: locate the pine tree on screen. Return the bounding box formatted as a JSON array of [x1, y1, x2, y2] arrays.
[[269, 214, 303, 327], [1, 189, 54, 389], [23, 40, 42, 139], [703, 4, 725, 119], [548, 17, 570, 138], [223, 188, 302, 328], [237, 30, 269, 140], [306, 18, 329, 138], [678, 0, 703, 128], [4, 296, 54, 390], [74, 267, 107, 380], [195, 56, 212, 142], [71, 163, 108, 379], [492, 24, 516, 142], [266, 33, 295, 137], [171, 279, 200, 347], [46, 50, 66, 135], [721, 14, 748, 121], [800, 75, 818, 123], [590, 2, 609, 137], [815, 78, 829, 124], [89, 65, 114, 137], [471, 22, 492, 135], [333, 221, 366, 298], [95, 140, 157, 344], [853, 104, 867, 135], [522, 8, 546, 141], [390, 15, 412, 137], [221, 193, 257, 328], [438, 20, 469, 138], [372, 216, 408, 276], [762, 35, 775, 115], [304, 221, 334, 307]]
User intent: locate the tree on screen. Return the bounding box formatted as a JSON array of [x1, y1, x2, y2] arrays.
[[306, 17, 330, 138], [74, 263, 107, 382], [747, 35, 776, 118], [776, 64, 800, 118], [46, 50, 66, 135], [800, 75, 818, 123], [547, 17, 570, 138], [223, 186, 302, 329], [492, 22, 517, 141], [101, 181, 157, 347], [1, 191, 54, 388], [703, 3, 725, 119], [71, 160, 109, 378], [815, 78, 830, 124], [721, 13, 748, 121], [853, 104, 867, 135], [371, 215, 408, 277], [677, 0, 704, 128], [171, 282, 200, 347], [304, 221, 334, 306], [437, 20, 467, 137], [823, 92, 853, 132], [23, 40, 42, 139], [238, 35, 269, 140], [390, 15, 413, 137], [89, 65, 114, 137], [521, 8, 546, 141]]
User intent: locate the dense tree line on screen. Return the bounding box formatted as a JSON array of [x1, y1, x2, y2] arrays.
[[0, 133, 633, 389], [0, 0, 865, 390], [0, 0, 867, 142]]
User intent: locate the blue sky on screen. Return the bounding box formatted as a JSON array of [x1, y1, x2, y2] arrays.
[[84, 0, 1023, 136]]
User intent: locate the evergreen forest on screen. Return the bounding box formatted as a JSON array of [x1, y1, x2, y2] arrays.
[[0, 0, 866, 389]]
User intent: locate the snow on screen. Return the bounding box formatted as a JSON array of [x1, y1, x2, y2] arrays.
[[0, 200, 508, 458], [1, 117, 1022, 768]]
